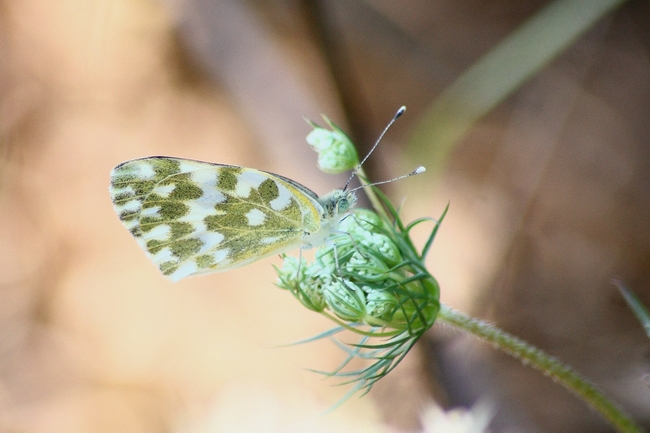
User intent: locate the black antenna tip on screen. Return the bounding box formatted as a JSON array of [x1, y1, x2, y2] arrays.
[[395, 106, 406, 119]]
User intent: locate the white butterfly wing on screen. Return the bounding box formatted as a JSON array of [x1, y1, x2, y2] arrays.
[[109, 157, 323, 281]]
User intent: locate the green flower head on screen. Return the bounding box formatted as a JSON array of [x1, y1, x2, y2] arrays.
[[275, 203, 444, 405], [277, 209, 440, 331], [306, 116, 359, 174]]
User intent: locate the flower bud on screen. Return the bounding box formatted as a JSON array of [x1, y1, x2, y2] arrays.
[[306, 117, 359, 174], [275, 256, 326, 312], [322, 279, 366, 322], [364, 289, 399, 326]]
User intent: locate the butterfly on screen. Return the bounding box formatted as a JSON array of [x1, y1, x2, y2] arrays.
[[109, 157, 357, 281]]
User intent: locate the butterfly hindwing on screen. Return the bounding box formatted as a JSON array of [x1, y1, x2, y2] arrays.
[[109, 157, 324, 281]]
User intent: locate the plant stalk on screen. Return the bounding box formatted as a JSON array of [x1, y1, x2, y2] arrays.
[[437, 303, 645, 433]]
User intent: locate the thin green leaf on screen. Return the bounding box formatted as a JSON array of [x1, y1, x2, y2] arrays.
[[273, 324, 352, 348], [613, 278, 650, 339], [421, 202, 450, 260]]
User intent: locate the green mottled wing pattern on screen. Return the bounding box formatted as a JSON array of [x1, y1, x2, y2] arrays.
[[109, 157, 324, 281]]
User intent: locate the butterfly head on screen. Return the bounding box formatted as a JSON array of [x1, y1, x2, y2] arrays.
[[318, 189, 357, 219]]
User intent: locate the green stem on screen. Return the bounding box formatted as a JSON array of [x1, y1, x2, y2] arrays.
[[437, 304, 645, 433]]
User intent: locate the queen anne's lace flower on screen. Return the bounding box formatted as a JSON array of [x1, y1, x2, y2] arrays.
[[275, 204, 443, 402]]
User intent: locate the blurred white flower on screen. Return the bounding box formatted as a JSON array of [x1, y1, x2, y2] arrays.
[[420, 402, 492, 433]]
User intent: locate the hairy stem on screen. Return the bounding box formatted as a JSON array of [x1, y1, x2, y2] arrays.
[[437, 304, 645, 433]]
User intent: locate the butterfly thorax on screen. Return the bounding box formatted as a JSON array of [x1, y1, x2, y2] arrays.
[[302, 189, 357, 248]]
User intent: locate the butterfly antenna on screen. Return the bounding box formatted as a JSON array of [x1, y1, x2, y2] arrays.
[[343, 106, 406, 191], [349, 166, 425, 194]]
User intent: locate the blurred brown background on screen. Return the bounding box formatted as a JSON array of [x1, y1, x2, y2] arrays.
[[0, 0, 649, 432]]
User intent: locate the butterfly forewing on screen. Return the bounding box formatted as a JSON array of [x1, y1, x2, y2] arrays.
[[110, 157, 324, 281]]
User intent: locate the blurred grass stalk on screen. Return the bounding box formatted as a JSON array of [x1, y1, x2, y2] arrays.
[[408, 0, 628, 173], [612, 278, 650, 339]]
